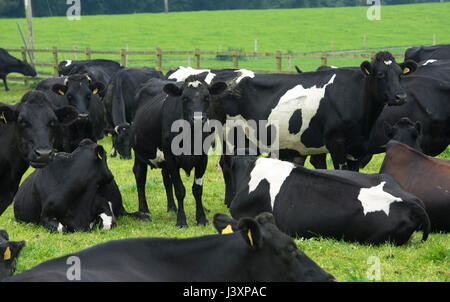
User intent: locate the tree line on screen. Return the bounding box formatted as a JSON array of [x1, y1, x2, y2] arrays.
[[0, 0, 442, 18]]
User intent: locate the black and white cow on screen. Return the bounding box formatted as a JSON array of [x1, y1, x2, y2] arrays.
[[103, 67, 164, 159], [131, 76, 227, 227], [222, 155, 430, 245], [5, 213, 335, 282], [0, 91, 78, 216], [37, 74, 106, 152], [405, 44, 450, 63], [58, 59, 122, 88], [0, 230, 25, 280], [0, 48, 36, 91], [14, 139, 138, 233]]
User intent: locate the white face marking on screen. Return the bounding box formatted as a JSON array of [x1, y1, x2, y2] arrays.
[[188, 80, 202, 88], [57, 223, 64, 233], [235, 69, 255, 84], [168, 67, 216, 84], [195, 176, 204, 186], [248, 158, 295, 209], [267, 74, 336, 155], [357, 182, 403, 216], [422, 59, 437, 66], [149, 148, 165, 167], [384, 60, 393, 66], [64, 60, 72, 67], [100, 213, 113, 230]]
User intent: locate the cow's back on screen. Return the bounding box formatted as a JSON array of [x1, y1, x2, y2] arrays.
[[14, 171, 42, 224]]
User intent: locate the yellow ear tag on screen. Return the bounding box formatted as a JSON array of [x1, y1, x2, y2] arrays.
[[58, 89, 65, 96], [248, 230, 254, 247], [4, 247, 11, 261], [97, 152, 102, 160], [107, 133, 112, 137], [1, 112, 7, 125], [221, 224, 234, 234], [403, 67, 410, 75], [92, 88, 99, 95], [364, 68, 371, 76]]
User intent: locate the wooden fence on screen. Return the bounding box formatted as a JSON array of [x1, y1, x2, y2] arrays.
[[4, 46, 406, 86]]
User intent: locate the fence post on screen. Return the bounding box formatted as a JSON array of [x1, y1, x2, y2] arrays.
[[276, 51, 282, 73], [86, 47, 91, 60], [121, 48, 127, 67], [156, 47, 162, 71], [195, 49, 200, 69], [72, 45, 77, 60], [321, 56, 328, 66], [52, 46, 59, 76], [232, 50, 239, 69], [21, 47, 29, 87]]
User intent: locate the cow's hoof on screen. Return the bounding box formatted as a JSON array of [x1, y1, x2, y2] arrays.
[[130, 211, 151, 222], [176, 222, 188, 229], [197, 219, 209, 226]]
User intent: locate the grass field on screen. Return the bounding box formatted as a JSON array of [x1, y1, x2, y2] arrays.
[[0, 3, 449, 282]]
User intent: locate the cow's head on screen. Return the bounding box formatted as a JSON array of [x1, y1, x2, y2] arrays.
[[51, 74, 105, 122], [1, 49, 37, 77], [384, 117, 423, 151], [163, 75, 227, 125], [361, 52, 417, 106], [0, 91, 79, 168], [105, 123, 132, 159], [213, 213, 336, 282], [76, 139, 114, 187], [0, 230, 25, 280]]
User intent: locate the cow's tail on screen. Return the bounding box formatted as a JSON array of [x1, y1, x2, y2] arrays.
[[412, 201, 431, 242]]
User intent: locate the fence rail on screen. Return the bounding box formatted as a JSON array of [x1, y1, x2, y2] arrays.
[[4, 46, 407, 86]]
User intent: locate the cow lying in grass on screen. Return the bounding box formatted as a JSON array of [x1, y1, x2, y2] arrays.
[[0, 230, 25, 280], [380, 118, 450, 232], [5, 213, 335, 282], [221, 155, 430, 245]]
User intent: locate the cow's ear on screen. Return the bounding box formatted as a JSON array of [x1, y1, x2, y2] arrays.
[[51, 84, 68, 96], [4, 241, 25, 262], [95, 145, 106, 161], [163, 83, 183, 97], [55, 106, 79, 126], [89, 82, 105, 96], [104, 129, 117, 137], [213, 213, 238, 234], [399, 60, 417, 75], [0, 105, 18, 124], [383, 121, 393, 138], [415, 121, 422, 135], [209, 82, 227, 96], [360, 61, 373, 76], [237, 217, 263, 249]]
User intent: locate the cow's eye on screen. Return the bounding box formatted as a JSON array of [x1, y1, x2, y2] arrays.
[[18, 119, 29, 128], [66, 94, 73, 100], [182, 96, 189, 103], [376, 73, 386, 79], [86, 94, 91, 100], [286, 244, 297, 256], [48, 120, 56, 128]]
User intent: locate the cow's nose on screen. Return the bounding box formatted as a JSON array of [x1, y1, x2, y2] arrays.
[[78, 113, 89, 121], [35, 148, 54, 160], [395, 93, 408, 103]]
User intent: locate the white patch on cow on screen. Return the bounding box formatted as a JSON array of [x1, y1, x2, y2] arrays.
[[357, 182, 403, 216], [195, 176, 204, 186], [384, 60, 393, 66], [235, 69, 255, 84], [346, 154, 358, 161], [267, 74, 337, 155], [330, 66, 338, 69], [188, 80, 202, 88], [89, 222, 94, 230], [149, 148, 165, 167], [224, 114, 260, 153], [422, 59, 437, 66], [100, 213, 113, 230], [64, 60, 72, 67], [168, 67, 216, 84], [110, 147, 116, 157], [57, 223, 64, 233], [248, 158, 295, 209]]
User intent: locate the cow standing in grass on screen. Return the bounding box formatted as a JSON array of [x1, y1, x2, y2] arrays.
[[0, 48, 36, 92]]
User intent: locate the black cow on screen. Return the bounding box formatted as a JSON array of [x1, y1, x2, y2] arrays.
[[207, 52, 417, 171], [0, 48, 36, 91], [0, 91, 78, 215], [5, 213, 335, 282], [103, 67, 164, 159], [405, 44, 450, 62], [0, 230, 25, 280], [37, 74, 106, 152], [131, 76, 227, 227], [223, 155, 430, 245], [58, 59, 122, 88], [14, 139, 119, 233]]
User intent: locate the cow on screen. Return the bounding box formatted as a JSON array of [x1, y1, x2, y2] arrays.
[[222, 155, 430, 245], [103, 67, 164, 159], [380, 118, 450, 233], [58, 59, 122, 88], [5, 213, 336, 282], [0, 48, 36, 91], [206, 52, 417, 171], [37, 74, 107, 152], [0, 230, 25, 280], [0, 91, 78, 216], [405, 44, 450, 63], [131, 75, 227, 227]]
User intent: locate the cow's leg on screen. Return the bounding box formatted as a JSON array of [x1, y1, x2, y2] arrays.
[[167, 165, 187, 228], [192, 155, 208, 226], [326, 137, 348, 170], [98, 200, 116, 231], [41, 216, 67, 233], [161, 168, 177, 213], [292, 156, 307, 166], [1, 76, 9, 92], [133, 156, 150, 214], [346, 158, 360, 172], [310, 154, 327, 169]]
